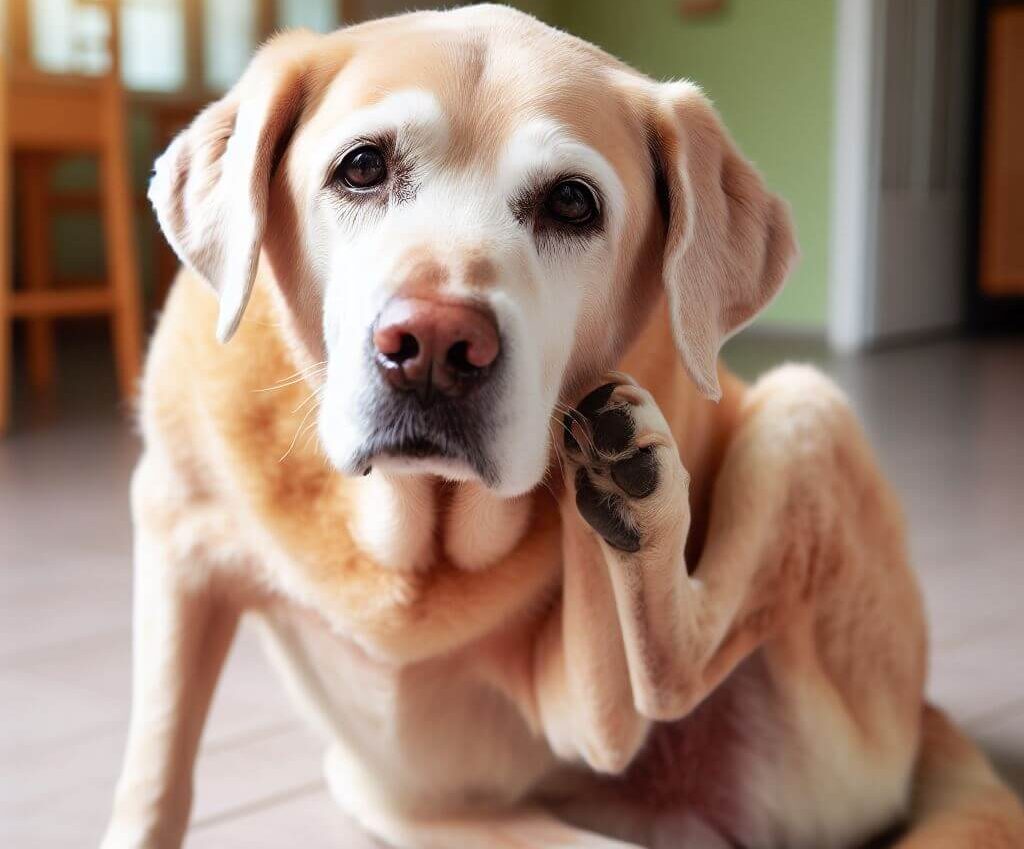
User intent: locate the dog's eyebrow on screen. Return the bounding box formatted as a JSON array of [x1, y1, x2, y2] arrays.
[[496, 119, 624, 226], [311, 89, 449, 174]]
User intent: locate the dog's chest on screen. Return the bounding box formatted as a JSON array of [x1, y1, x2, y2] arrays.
[[256, 601, 558, 814]]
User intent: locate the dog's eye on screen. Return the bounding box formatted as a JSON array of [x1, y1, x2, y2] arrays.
[[337, 145, 388, 189], [545, 179, 598, 224]]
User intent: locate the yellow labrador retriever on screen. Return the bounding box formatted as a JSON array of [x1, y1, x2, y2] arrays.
[[102, 6, 1024, 848]]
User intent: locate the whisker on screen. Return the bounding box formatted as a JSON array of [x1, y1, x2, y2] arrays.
[[538, 478, 558, 500], [291, 390, 322, 415], [300, 418, 322, 455], [279, 398, 321, 464], [554, 404, 596, 454], [546, 419, 568, 481], [253, 361, 327, 394]]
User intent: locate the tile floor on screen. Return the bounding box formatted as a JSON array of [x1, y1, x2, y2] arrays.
[[2, 333, 1023, 847]]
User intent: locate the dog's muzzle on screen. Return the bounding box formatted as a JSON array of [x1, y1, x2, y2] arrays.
[[346, 296, 507, 484]]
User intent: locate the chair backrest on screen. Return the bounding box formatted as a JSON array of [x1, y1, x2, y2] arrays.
[[4, 1, 127, 152], [4, 0, 121, 81]]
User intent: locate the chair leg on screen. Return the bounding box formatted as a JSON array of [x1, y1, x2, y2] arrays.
[[21, 155, 56, 394], [100, 93, 143, 403], [0, 88, 10, 435], [0, 292, 8, 436]]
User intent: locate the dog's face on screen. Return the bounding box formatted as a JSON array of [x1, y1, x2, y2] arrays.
[[151, 5, 796, 496]]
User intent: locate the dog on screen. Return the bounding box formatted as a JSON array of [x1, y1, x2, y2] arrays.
[[101, 6, 1024, 848]]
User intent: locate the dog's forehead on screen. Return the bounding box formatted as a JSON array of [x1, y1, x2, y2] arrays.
[[304, 15, 644, 170]]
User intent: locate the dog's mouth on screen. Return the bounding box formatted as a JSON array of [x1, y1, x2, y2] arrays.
[[347, 414, 500, 486], [350, 432, 497, 485], [377, 436, 446, 460]]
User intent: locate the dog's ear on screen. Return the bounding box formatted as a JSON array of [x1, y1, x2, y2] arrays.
[[149, 32, 318, 342], [648, 82, 798, 400]]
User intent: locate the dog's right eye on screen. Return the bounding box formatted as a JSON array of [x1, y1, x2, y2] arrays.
[[545, 179, 598, 225], [336, 145, 388, 190]]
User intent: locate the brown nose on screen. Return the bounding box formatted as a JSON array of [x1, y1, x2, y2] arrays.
[[373, 297, 500, 400]]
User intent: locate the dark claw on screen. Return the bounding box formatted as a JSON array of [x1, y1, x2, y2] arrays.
[[611, 446, 659, 498], [574, 468, 642, 553]]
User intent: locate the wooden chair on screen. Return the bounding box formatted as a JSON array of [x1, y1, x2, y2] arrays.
[[1, 0, 143, 434]]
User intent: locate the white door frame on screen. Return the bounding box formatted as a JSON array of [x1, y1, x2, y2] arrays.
[[828, 0, 884, 353]]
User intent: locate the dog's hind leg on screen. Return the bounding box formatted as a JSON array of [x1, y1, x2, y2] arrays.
[[892, 705, 1024, 848]]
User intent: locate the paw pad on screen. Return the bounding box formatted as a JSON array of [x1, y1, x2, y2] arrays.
[[610, 445, 659, 498]]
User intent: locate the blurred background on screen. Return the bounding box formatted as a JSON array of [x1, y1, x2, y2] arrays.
[[2, 1, 1022, 847]]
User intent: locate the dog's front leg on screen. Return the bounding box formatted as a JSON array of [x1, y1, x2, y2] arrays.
[[529, 512, 652, 773], [560, 376, 783, 721], [101, 519, 239, 849], [492, 488, 651, 773]]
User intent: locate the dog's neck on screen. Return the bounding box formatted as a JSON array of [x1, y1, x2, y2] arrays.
[[344, 472, 536, 572]]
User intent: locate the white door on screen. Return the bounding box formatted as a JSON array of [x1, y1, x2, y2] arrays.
[[871, 0, 974, 341], [830, 0, 974, 349]]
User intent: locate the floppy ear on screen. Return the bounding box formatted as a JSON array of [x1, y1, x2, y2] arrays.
[[650, 82, 798, 400], [148, 33, 317, 342]]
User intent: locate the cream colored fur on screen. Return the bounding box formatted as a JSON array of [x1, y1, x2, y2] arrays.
[[103, 6, 1024, 848]]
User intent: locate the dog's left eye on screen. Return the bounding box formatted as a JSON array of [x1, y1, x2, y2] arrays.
[[545, 179, 598, 224], [336, 145, 388, 190]]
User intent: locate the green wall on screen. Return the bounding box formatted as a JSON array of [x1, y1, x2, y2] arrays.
[[549, 0, 836, 330]]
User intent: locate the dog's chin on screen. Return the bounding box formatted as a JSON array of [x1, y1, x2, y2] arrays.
[[363, 437, 482, 482], [370, 453, 479, 481], [336, 434, 500, 488]]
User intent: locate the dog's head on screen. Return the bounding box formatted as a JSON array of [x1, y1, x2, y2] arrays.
[[150, 4, 796, 497]]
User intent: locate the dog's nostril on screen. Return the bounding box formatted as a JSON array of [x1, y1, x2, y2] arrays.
[[446, 340, 479, 375], [385, 333, 420, 365]]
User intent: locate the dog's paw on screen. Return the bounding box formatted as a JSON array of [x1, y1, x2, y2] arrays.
[[560, 374, 687, 553]]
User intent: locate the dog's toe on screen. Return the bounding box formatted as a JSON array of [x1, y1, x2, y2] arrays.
[[591, 405, 635, 455], [564, 381, 636, 456], [610, 446, 659, 498], [564, 382, 619, 453]]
